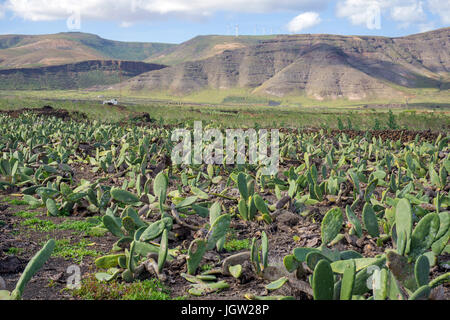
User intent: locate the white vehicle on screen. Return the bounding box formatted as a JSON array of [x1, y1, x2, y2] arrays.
[[102, 98, 118, 106]]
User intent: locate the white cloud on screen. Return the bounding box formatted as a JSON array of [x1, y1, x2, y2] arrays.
[[287, 12, 321, 32], [0, 3, 5, 19], [336, 0, 431, 29], [120, 21, 133, 28], [336, 0, 386, 28], [418, 21, 435, 33], [427, 0, 450, 24], [3, 0, 444, 32], [4, 0, 330, 25], [390, 1, 426, 27]]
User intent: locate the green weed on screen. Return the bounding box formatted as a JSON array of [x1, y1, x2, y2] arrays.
[[6, 247, 23, 255], [14, 211, 40, 218], [52, 239, 100, 263], [224, 238, 250, 252], [71, 274, 184, 300]]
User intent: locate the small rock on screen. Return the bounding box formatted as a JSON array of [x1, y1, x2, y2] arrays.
[[363, 243, 375, 254], [0, 256, 24, 273], [345, 233, 358, 246], [356, 237, 366, 248], [430, 286, 446, 300], [441, 263, 450, 270], [146, 252, 159, 260], [138, 205, 150, 215], [275, 196, 291, 209], [424, 189, 436, 198], [203, 251, 220, 262], [270, 209, 283, 220], [296, 263, 307, 279], [239, 261, 255, 284], [222, 252, 250, 276], [143, 258, 161, 279], [306, 238, 319, 247], [262, 266, 284, 282], [172, 225, 191, 240], [134, 264, 147, 278], [277, 212, 300, 227], [50, 272, 65, 283]]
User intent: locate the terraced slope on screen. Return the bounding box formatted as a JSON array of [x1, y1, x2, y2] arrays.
[[126, 28, 450, 100], [0, 60, 167, 90]]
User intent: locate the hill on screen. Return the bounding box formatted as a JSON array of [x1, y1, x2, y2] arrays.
[[0, 60, 166, 90], [146, 35, 277, 66], [125, 28, 450, 100], [0, 32, 175, 68]]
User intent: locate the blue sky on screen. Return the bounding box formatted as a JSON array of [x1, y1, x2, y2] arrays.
[[0, 1, 448, 44]]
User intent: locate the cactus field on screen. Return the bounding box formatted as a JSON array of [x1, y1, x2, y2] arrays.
[[0, 108, 449, 301]]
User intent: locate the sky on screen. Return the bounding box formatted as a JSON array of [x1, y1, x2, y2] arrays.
[[0, 0, 448, 44]]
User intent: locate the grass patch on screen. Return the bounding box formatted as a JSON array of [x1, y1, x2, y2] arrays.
[[20, 217, 97, 235], [1, 197, 12, 203], [14, 211, 40, 218], [6, 247, 23, 255], [71, 274, 182, 300], [52, 239, 100, 263], [200, 263, 213, 272], [21, 218, 56, 232], [224, 238, 250, 252], [2, 197, 29, 206], [57, 220, 95, 233], [2, 196, 28, 205], [0, 92, 449, 130], [85, 227, 108, 237]]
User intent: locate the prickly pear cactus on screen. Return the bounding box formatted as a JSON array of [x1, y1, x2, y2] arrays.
[[187, 239, 207, 275], [253, 194, 269, 215], [110, 188, 140, 205], [237, 172, 249, 202], [362, 203, 379, 238], [209, 202, 225, 251], [238, 199, 249, 221], [414, 255, 430, 287], [395, 199, 413, 255], [139, 220, 165, 242], [206, 214, 230, 250], [158, 229, 168, 273], [103, 215, 124, 237], [339, 260, 355, 300], [9, 239, 55, 300], [312, 259, 334, 300], [46, 198, 59, 216], [321, 207, 343, 245], [409, 212, 440, 260], [261, 231, 269, 269], [345, 205, 362, 238]]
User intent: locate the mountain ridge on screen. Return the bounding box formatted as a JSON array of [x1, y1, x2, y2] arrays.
[[0, 32, 175, 68], [0, 60, 166, 90], [0, 28, 448, 101], [123, 27, 450, 100]]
